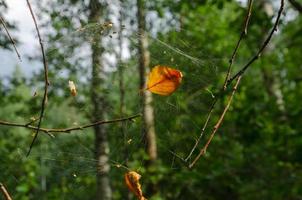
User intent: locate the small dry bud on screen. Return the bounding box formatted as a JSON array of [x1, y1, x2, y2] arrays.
[[68, 80, 77, 96], [127, 139, 132, 144]]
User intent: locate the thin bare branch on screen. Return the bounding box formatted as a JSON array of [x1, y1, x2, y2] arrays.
[[26, 0, 50, 157], [0, 114, 141, 134], [223, 0, 254, 90], [0, 16, 21, 61], [227, 0, 284, 85], [188, 0, 285, 168], [168, 150, 187, 164], [189, 76, 242, 168], [184, 99, 217, 162], [0, 183, 13, 200], [184, 0, 254, 162]]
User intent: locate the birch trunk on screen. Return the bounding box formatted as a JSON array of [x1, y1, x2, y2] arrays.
[[137, 0, 157, 163], [88, 1, 112, 199]]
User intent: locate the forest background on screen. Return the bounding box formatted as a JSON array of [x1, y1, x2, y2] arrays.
[[0, 0, 301, 199]]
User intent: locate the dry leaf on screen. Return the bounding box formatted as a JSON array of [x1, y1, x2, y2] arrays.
[[68, 80, 77, 96], [146, 65, 183, 96], [125, 171, 147, 200]]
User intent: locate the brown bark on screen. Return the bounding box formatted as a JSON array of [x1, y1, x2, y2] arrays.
[[0, 183, 13, 200], [137, 0, 157, 163], [88, 0, 112, 199]]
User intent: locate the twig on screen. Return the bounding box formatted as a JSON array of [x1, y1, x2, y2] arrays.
[[184, 0, 254, 162], [0, 183, 13, 200], [188, 0, 284, 168], [184, 99, 217, 162], [227, 0, 284, 85], [0, 114, 141, 134], [223, 0, 254, 90], [0, 118, 54, 138], [168, 150, 187, 164], [26, 0, 49, 157], [189, 76, 241, 168], [0, 16, 21, 61]]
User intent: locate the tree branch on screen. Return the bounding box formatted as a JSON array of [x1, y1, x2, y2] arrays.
[[189, 76, 241, 168], [184, 98, 217, 162], [0, 183, 13, 200], [188, 0, 284, 168], [227, 0, 284, 85], [223, 0, 254, 89], [0, 16, 21, 61], [0, 114, 141, 134], [184, 0, 254, 163], [26, 0, 50, 156]]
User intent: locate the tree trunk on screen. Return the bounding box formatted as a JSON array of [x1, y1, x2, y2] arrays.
[[258, 0, 287, 121], [88, 1, 112, 199], [119, 0, 127, 163], [137, 0, 158, 197], [137, 0, 157, 164], [118, 3, 131, 199]]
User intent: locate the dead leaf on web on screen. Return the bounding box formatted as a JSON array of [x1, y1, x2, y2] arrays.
[[124, 171, 147, 200]]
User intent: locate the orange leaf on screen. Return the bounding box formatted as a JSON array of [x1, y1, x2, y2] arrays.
[[124, 171, 147, 200], [146, 65, 183, 96]]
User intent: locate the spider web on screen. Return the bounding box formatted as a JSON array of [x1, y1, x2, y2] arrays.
[[1, 21, 223, 199]]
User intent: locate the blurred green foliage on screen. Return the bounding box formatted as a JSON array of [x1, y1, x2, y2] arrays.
[[1, 0, 302, 199]]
